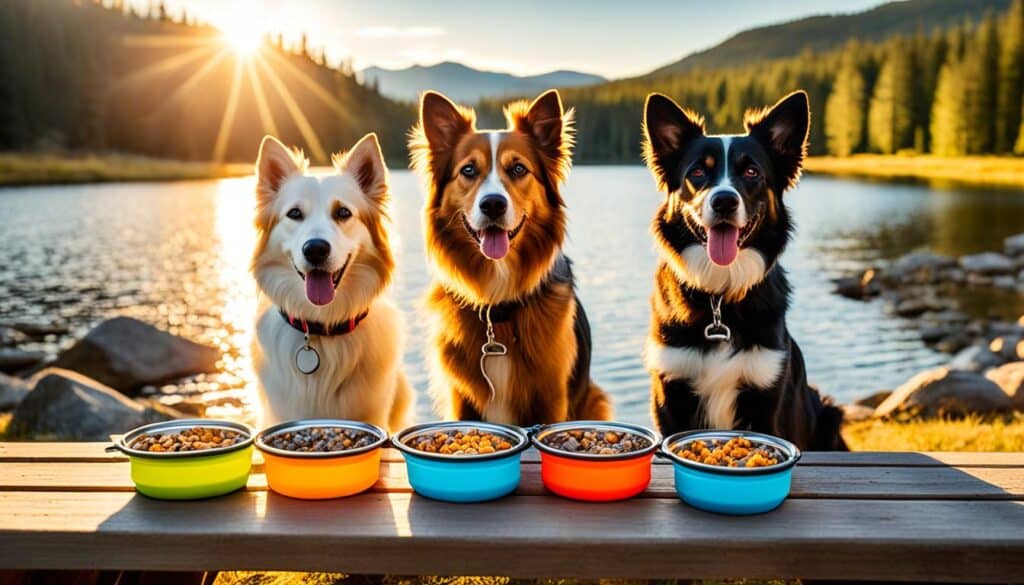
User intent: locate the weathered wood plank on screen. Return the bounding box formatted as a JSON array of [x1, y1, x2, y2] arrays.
[[3, 460, 1024, 500], [3, 442, 1023, 468], [1, 491, 1022, 582]]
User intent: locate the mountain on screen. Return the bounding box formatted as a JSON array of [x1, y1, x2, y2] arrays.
[[361, 61, 605, 103], [647, 0, 1011, 77]]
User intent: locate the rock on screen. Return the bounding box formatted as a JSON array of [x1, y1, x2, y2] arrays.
[[948, 344, 1005, 372], [988, 335, 1023, 361], [7, 368, 176, 440], [887, 252, 956, 284], [1004, 233, 1024, 256], [834, 269, 882, 300], [875, 368, 1013, 419], [51, 317, 220, 394], [967, 273, 993, 287], [993, 275, 1018, 289], [959, 252, 1015, 275], [842, 403, 875, 422], [893, 296, 949, 317], [0, 319, 70, 339], [0, 327, 28, 347], [854, 390, 892, 409], [0, 373, 31, 410], [935, 333, 972, 354], [0, 348, 47, 374], [921, 324, 957, 344], [985, 362, 1024, 410]]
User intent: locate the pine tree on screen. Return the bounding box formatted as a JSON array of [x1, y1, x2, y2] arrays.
[[931, 59, 968, 156], [825, 42, 867, 156], [963, 15, 999, 153], [996, 0, 1024, 152], [867, 40, 914, 154]]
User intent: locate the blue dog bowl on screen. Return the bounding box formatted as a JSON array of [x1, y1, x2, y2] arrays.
[[393, 421, 529, 503], [659, 430, 801, 515]]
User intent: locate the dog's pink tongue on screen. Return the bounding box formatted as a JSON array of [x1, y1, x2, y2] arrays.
[[480, 229, 510, 260], [707, 225, 740, 266], [305, 270, 335, 306]]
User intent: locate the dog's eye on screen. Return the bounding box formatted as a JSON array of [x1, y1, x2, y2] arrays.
[[460, 163, 478, 178], [335, 206, 352, 221], [689, 168, 706, 180], [286, 207, 303, 220], [509, 162, 528, 178], [743, 166, 761, 179]]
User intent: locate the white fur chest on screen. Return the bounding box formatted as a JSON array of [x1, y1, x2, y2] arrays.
[[644, 339, 785, 429]]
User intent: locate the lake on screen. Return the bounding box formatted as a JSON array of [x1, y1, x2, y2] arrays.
[[2, 167, 1023, 427]]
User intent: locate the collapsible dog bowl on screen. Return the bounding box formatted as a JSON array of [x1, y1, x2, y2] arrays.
[[531, 421, 659, 502], [393, 421, 529, 503], [659, 430, 801, 515], [255, 419, 387, 499], [110, 419, 254, 500]]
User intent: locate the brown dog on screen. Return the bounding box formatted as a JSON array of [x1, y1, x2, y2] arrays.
[[409, 89, 611, 425]]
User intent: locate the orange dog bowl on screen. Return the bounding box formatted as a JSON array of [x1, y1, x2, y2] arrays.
[[255, 419, 387, 499], [532, 421, 659, 502]]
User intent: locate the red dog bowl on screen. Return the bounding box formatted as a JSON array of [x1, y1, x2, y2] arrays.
[[531, 421, 659, 502]]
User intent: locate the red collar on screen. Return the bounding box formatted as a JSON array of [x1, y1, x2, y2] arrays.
[[279, 309, 368, 336]]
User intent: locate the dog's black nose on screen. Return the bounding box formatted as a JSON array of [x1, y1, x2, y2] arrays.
[[302, 238, 331, 265], [710, 191, 740, 215], [479, 194, 508, 220]]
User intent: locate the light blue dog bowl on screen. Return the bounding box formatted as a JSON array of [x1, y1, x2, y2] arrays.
[[659, 430, 801, 515], [392, 421, 529, 503]]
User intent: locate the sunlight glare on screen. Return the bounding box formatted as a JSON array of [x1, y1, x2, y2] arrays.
[[219, 20, 264, 57]]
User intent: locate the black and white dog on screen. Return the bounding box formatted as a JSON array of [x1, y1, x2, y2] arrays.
[[641, 90, 846, 451]]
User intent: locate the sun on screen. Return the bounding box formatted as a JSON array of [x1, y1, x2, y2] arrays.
[[219, 21, 264, 57]]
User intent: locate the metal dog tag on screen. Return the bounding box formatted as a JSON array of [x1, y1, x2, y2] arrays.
[[704, 322, 732, 342], [481, 340, 508, 357], [295, 345, 320, 374]]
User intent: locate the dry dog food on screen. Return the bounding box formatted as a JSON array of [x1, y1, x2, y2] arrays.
[[404, 428, 515, 456], [264, 426, 377, 453], [541, 428, 652, 455], [674, 436, 783, 468], [130, 427, 244, 453]]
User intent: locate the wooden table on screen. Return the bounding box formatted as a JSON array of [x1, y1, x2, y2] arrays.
[[1, 443, 1022, 583]]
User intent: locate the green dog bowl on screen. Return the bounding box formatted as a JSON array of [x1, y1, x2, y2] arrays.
[[111, 419, 254, 500]]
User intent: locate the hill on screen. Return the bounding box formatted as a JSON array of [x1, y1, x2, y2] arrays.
[[361, 61, 605, 103], [648, 0, 1010, 77]]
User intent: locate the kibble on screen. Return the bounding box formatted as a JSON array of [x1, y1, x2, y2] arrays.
[[404, 427, 515, 456], [541, 428, 651, 455], [264, 426, 377, 453], [130, 426, 244, 453], [673, 436, 783, 468]]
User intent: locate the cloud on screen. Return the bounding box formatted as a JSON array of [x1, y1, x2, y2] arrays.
[[355, 26, 445, 39]]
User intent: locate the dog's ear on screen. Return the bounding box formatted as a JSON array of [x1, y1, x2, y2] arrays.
[[510, 89, 575, 185], [745, 90, 809, 190], [643, 93, 705, 193], [256, 135, 303, 202], [335, 133, 388, 207]]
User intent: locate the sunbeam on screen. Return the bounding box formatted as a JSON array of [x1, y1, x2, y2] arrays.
[[245, 59, 279, 137], [263, 49, 357, 127], [112, 44, 216, 91], [122, 34, 217, 49], [150, 48, 231, 119], [253, 54, 327, 162], [213, 56, 246, 162]]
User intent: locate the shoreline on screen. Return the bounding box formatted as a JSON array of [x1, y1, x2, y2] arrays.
[[0, 153, 252, 187], [804, 155, 1024, 189]]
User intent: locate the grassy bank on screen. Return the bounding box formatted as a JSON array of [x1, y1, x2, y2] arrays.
[[842, 413, 1024, 451], [0, 152, 252, 186], [805, 154, 1024, 188]]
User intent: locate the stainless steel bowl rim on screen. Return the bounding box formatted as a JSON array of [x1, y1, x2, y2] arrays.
[[392, 421, 530, 462], [659, 429, 801, 475], [254, 419, 388, 459], [114, 418, 254, 459], [531, 420, 661, 462]]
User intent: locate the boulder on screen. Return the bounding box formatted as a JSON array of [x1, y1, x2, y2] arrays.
[[886, 252, 957, 284], [1004, 233, 1024, 256], [7, 368, 175, 440], [959, 252, 1015, 275], [854, 390, 892, 409], [0, 327, 28, 347], [51, 317, 220, 394], [989, 335, 1023, 361], [876, 368, 1013, 419], [985, 362, 1024, 410], [948, 344, 1005, 372], [0, 348, 47, 374], [0, 373, 30, 410], [993, 275, 1018, 289], [842, 403, 875, 422], [0, 319, 69, 339]]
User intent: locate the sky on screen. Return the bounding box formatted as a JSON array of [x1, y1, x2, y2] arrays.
[[131, 0, 891, 79]]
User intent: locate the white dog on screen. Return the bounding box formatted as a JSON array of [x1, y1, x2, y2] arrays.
[[250, 133, 411, 431]]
